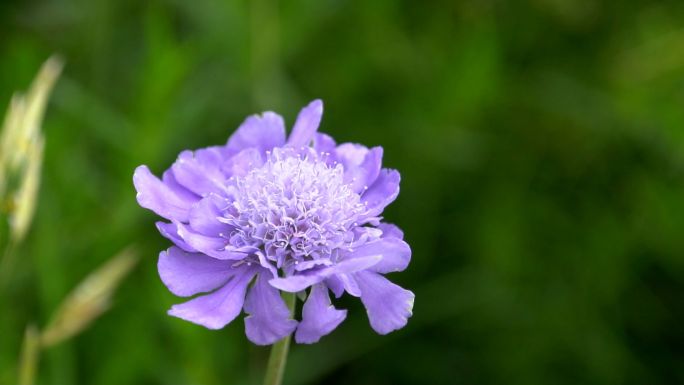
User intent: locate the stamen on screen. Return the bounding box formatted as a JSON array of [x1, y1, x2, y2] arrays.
[[222, 148, 366, 265]]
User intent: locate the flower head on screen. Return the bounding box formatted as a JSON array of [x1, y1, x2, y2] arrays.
[[134, 100, 414, 344]]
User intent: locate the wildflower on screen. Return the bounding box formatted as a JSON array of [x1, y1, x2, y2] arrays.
[[134, 100, 414, 345]]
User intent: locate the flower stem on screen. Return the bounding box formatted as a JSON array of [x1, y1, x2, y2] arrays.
[[262, 292, 295, 385]]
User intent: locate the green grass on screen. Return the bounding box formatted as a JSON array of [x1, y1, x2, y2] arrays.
[[2, 1, 684, 384]]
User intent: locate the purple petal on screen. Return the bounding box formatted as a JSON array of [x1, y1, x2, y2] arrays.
[[324, 276, 345, 298], [162, 169, 199, 202], [255, 251, 278, 278], [378, 223, 404, 240], [345, 238, 411, 274], [333, 254, 382, 274], [223, 147, 263, 178], [313, 133, 338, 164], [188, 195, 231, 237], [294, 259, 333, 271], [133, 165, 193, 221], [158, 247, 234, 297], [357, 147, 383, 190], [175, 221, 247, 260], [336, 143, 368, 166], [295, 283, 347, 344], [339, 145, 383, 193], [168, 267, 257, 329], [243, 272, 298, 345], [269, 254, 381, 292], [354, 271, 414, 334], [156, 221, 195, 252], [361, 169, 400, 218], [226, 112, 286, 154], [348, 226, 383, 248], [195, 145, 231, 165], [268, 274, 323, 293], [337, 273, 361, 297], [287, 100, 323, 147], [172, 150, 228, 197]]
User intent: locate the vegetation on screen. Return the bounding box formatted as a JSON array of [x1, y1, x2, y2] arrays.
[[1, 1, 684, 384]]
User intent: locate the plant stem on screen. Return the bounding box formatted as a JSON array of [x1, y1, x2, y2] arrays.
[[18, 324, 40, 385], [262, 292, 296, 385]]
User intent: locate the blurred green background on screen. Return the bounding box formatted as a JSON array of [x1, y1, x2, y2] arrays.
[[2, 0, 684, 384]]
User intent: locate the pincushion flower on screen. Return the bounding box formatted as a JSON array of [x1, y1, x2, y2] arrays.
[[133, 100, 414, 345]]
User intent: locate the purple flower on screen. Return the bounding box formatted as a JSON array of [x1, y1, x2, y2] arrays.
[[134, 100, 414, 345]]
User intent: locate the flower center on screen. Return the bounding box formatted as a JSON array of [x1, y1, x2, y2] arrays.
[[224, 148, 365, 266]]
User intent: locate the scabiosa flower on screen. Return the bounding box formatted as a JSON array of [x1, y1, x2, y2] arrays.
[[133, 100, 414, 345]]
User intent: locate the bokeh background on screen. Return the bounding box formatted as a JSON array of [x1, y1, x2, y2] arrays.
[[2, 1, 684, 384]]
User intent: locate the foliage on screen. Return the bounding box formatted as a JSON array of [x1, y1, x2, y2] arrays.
[[1, 1, 684, 384]]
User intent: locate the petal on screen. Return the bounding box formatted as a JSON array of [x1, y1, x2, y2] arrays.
[[226, 112, 286, 154], [324, 276, 345, 298], [162, 169, 199, 202], [244, 272, 298, 345], [378, 222, 404, 240], [339, 146, 383, 193], [133, 165, 194, 221], [294, 259, 332, 271], [269, 254, 381, 292], [168, 267, 257, 329], [158, 247, 234, 297], [195, 145, 231, 167], [356, 146, 383, 191], [287, 100, 323, 147], [295, 283, 347, 344], [175, 221, 248, 260], [268, 274, 323, 293], [337, 273, 361, 297], [361, 169, 400, 218], [222, 147, 263, 178], [156, 221, 195, 252], [188, 195, 231, 237], [172, 150, 228, 197], [255, 251, 278, 278], [336, 143, 368, 166], [348, 226, 383, 248], [355, 271, 414, 334], [333, 254, 382, 274], [345, 237, 411, 274], [313, 133, 338, 163]]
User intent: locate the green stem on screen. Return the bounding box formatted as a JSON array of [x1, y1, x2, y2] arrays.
[[18, 324, 40, 385], [262, 292, 296, 385]]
